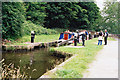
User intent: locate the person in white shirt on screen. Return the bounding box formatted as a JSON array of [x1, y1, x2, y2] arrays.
[[98, 31, 103, 45]]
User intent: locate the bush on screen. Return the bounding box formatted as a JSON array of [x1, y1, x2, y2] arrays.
[[2, 2, 26, 39], [53, 28, 67, 33], [22, 21, 58, 36]]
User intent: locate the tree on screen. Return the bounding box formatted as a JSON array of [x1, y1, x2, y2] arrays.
[[24, 2, 47, 26], [77, 2, 100, 30], [2, 2, 25, 39], [44, 2, 100, 30], [102, 1, 119, 34], [44, 2, 78, 29]]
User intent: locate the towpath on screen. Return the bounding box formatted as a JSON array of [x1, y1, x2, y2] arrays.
[[83, 39, 118, 78]]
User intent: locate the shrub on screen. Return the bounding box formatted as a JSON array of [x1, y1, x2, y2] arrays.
[[2, 2, 26, 39], [22, 21, 58, 36]]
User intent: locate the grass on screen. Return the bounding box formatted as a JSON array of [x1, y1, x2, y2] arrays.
[[6, 34, 60, 46], [18, 34, 60, 43], [48, 37, 116, 78], [108, 37, 117, 41]]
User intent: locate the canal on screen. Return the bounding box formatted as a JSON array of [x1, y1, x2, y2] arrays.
[[2, 48, 70, 79]]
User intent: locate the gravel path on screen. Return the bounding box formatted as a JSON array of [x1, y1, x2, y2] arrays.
[[83, 39, 118, 78]]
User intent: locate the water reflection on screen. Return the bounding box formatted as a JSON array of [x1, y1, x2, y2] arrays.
[[2, 48, 67, 79]]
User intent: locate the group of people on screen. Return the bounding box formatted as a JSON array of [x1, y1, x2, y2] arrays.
[[31, 29, 109, 46], [97, 29, 108, 45], [74, 30, 92, 46], [73, 29, 108, 46]]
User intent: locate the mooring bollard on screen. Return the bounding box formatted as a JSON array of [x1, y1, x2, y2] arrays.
[[31, 31, 35, 43], [74, 36, 77, 46]]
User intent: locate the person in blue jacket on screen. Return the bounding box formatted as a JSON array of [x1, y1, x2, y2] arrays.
[[85, 30, 88, 40]]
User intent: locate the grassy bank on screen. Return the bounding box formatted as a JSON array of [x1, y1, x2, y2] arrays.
[[6, 34, 60, 45], [18, 34, 60, 43], [48, 37, 116, 78]]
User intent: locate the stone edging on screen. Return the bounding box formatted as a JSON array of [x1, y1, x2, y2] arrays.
[[2, 38, 73, 52]]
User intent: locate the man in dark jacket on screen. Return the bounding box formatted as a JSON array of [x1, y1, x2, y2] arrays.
[[80, 31, 86, 46], [104, 29, 108, 45], [89, 32, 92, 40], [94, 32, 97, 38], [31, 31, 35, 43]]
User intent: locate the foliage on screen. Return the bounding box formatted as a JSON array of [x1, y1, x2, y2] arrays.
[[92, 15, 103, 31], [75, 2, 100, 30], [24, 2, 47, 25], [119, 2, 120, 34], [44, 2, 77, 29], [2, 2, 58, 40], [2, 2, 101, 40], [22, 21, 57, 35], [53, 28, 67, 33], [101, 2, 119, 34], [2, 2, 26, 39], [44, 2, 100, 30]]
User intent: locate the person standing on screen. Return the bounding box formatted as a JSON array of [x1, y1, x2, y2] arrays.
[[71, 31, 75, 38], [31, 31, 35, 43], [98, 31, 103, 45], [85, 30, 88, 40], [73, 32, 77, 43], [78, 31, 82, 43], [104, 29, 108, 45], [74, 36, 77, 46], [81, 31, 86, 46], [94, 32, 97, 38], [76, 30, 80, 43], [89, 32, 92, 40]]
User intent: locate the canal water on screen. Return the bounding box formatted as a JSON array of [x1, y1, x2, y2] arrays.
[[2, 48, 68, 79]]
